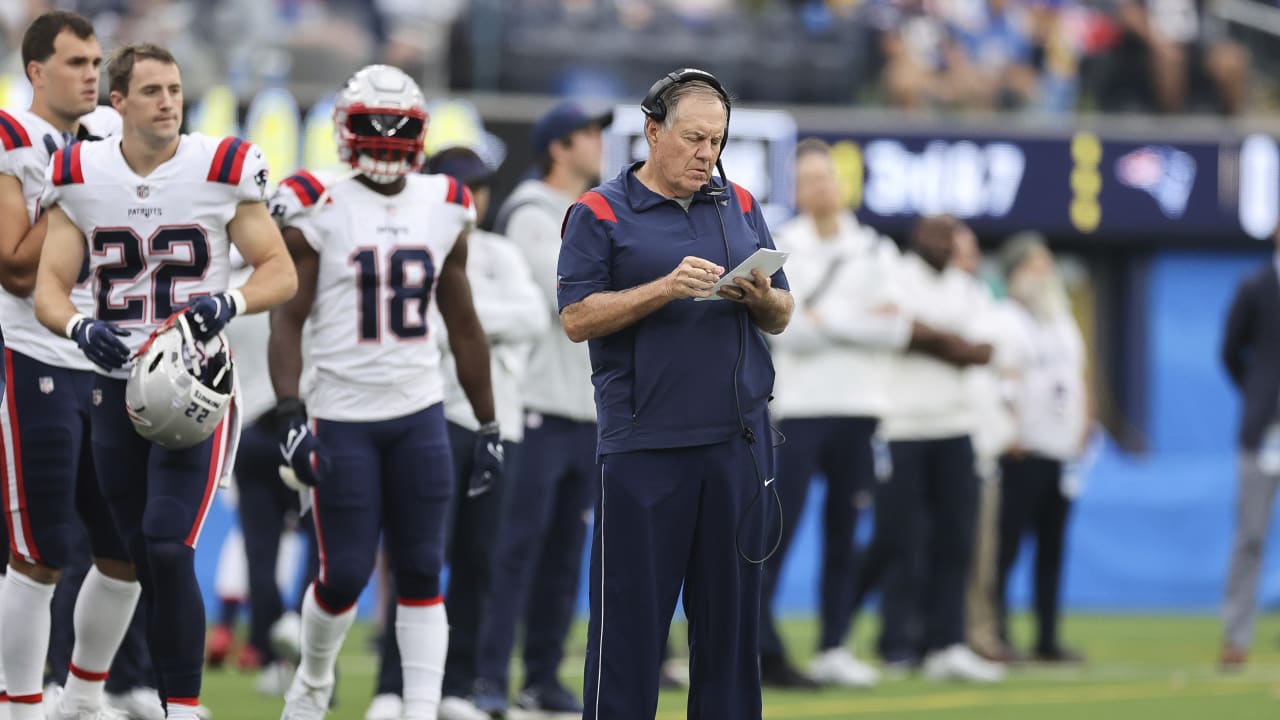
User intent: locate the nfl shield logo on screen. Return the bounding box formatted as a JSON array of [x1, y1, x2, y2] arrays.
[[38, 377, 53, 394], [92, 389, 103, 406], [136, 184, 150, 199]]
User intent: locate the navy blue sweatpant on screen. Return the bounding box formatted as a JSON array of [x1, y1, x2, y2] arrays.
[[760, 416, 876, 659], [477, 414, 596, 692], [583, 424, 771, 720], [235, 418, 311, 662], [875, 436, 979, 661]]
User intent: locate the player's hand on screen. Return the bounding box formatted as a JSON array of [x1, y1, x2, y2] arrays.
[[664, 257, 724, 300], [184, 291, 242, 343], [468, 422, 504, 498], [717, 268, 771, 305], [275, 398, 324, 491], [69, 316, 132, 371]]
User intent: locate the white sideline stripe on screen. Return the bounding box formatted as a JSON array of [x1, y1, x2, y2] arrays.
[[593, 461, 605, 718], [1, 392, 30, 562]]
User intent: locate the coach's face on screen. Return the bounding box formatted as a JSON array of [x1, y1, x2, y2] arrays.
[[645, 94, 727, 198], [31, 30, 102, 122], [116, 59, 183, 145]]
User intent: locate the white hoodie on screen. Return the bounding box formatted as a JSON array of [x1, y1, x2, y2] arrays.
[[881, 254, 1002, 441], [770, 213, 912, 420], [498, 179, 597, 423]]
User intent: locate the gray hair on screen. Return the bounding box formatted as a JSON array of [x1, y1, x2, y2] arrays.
[[998, 231, 1051, 279], [660, 80, 730, 129]]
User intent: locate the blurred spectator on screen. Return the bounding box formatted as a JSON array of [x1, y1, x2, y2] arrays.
[[763, 140, 909, 690], [875, 215, 1004, 682], [1219, 222, 1280, 670], [996, 233, 1088, 664], [1112, 0, 1249, 113], [952, 230, 1022, 664], [947, 0, 1040, 109]]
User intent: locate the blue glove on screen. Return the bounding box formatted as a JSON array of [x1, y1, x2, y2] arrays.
[[184, 291, 241, 343], [275, 398, 324, 491], [68, 316, 132, 371], [468, 422, 504, 498]]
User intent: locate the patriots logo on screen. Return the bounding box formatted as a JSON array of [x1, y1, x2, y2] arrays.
[[1114, 146, 1196, 219]]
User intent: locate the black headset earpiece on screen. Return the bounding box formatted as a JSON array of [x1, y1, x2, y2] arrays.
[[640, 67, 732, 196]]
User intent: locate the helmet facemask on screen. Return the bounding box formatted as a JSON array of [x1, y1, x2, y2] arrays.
[[334, 66, 430, 185]]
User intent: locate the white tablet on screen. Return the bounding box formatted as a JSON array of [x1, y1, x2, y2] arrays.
[[695, 248, 790, 302]]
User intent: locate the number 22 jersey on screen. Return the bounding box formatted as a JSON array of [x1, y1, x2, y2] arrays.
[[272, 171, 475, 423], [41, 133, 270, 377]]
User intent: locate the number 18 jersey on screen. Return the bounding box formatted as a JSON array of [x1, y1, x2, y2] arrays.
[[272, 171, 475, 423], [42, 133, 270, 377]]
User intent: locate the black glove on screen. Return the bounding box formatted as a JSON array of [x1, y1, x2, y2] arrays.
[[68, 316, 132, 371], [184, 291, 241, 342], [468, 421, 504, 498], [275, 398, 324, 490]]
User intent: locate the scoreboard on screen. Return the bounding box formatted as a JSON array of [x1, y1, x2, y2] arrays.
[[817, 130, 1280, 242]]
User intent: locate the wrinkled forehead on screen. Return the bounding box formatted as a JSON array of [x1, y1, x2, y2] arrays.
[[669, 94, 727, 132]]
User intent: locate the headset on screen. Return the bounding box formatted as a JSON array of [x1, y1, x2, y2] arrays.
[[640, 68, 732, 197], [642, 68, 784, 564]]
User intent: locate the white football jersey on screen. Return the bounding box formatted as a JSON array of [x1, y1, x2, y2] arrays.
[[0, 106, 120, 370], [272, 170, 475, 423], [42, 133, 270, 378]]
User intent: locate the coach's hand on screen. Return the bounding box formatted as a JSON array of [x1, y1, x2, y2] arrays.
[[66, 314, 132, 371], [664, 256, 724, 300], [717, 267, 771, 305], [468, 421, 504, 498], [184, 290, 245, 342], [275, 398, 324, 491]]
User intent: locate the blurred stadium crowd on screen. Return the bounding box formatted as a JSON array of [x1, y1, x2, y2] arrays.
[[2, 0, 1278, 114]]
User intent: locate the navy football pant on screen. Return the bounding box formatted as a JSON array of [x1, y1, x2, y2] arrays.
[[583, 424, 771, 720], [92, 377, 233, 705], [1, 350, 128, 569], [477, 415, 596, 692], [310, 404, 452, 613], [376, 423, 518, 698], [760, 416, 876, 659], [234, 417, 312, 662], [875, 436, 979, 660]]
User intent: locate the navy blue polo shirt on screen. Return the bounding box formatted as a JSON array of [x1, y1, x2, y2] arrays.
[[557, 162, 789, 456]]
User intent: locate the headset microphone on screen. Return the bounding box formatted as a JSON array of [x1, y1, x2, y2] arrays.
[[701, 157, 729, 197]]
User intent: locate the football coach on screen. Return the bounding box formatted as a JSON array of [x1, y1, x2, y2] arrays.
[[557, 68, 793, 719]]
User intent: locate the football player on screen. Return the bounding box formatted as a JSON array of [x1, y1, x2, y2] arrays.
[[267, 65, 499, 720], [32, 43, 298, 719], [0, 12, 155, 720]]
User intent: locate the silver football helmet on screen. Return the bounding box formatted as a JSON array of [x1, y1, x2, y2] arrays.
[[126, 314, 235, 449], [333, 64, 429, 184]]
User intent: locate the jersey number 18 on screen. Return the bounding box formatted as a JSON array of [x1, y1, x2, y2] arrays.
[[350, 247, 436, 341]]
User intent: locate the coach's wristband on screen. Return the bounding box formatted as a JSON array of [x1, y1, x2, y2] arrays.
[[227, 289, 247, 317], [65, 313, 87, 340]]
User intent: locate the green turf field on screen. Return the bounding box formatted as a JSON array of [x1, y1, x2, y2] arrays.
[[201, 613, 1280, 719]]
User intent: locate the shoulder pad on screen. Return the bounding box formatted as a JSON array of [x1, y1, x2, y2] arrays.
[[0, 110, 32, 151], [50, 143, 85, 186], [207, 136, 252, 184]]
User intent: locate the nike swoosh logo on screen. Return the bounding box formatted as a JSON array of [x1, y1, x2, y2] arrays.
[[764, 477, 776, 487]]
